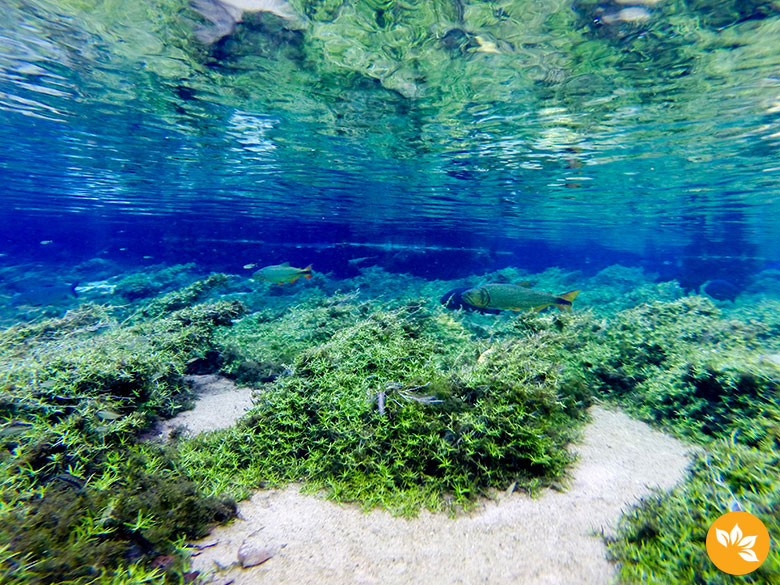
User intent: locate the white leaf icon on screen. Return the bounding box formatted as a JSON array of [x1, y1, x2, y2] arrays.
[[716, 528, 730, 547], [730, 523, 743, 544], [739, 549, 759, 563], [739, 535, 757, 549]]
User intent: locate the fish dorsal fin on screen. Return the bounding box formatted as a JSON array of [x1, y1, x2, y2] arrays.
[[280, 262, 290, 266], [515, 281, 532, 287]]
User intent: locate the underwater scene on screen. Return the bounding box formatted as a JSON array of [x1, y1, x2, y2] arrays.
[[2, 0, 780, 583]]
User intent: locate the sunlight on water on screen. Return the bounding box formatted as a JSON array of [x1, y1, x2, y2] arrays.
[[0, 0, 779, 258]]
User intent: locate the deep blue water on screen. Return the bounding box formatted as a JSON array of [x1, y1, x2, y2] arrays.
[[1, 0, 780, 293]]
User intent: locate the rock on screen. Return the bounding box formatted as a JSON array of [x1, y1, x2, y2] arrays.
[[237, 542, 275, 568]]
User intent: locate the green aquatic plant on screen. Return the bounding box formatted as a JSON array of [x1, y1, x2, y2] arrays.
[[135, 273, 231, 318], [0, 282, 246, 584], [0, 442, 234, 585], [181, 301, 594, 515], [5, 267, 780, 584], [114, 264, 197, 301], [568, 295, 780, 584], [579, 296, 780, 446], [217, 291, 371, 383], [606, 439, 780, 584]]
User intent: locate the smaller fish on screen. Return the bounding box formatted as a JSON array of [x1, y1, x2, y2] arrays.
[[347, 256, 376, 266], [252, 262, 313, 285], [96, 409, 121, 421], [52, 473, 86, 491], [601, 6, 651, 24], [74, 281, 116, 295], [40, 240, 53, 245], [243, 263, 257, 270]]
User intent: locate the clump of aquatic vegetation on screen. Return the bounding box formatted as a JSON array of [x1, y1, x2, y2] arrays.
[[191, 265, 780, 581], [2, 264, 780, 583], [574, 294, 780, 583], [114, 263, 198, 301], [606, 440, 780, 584], [581, 296, 780, 447], [181, 301, 593, 514], [0, 277, 242, 585]]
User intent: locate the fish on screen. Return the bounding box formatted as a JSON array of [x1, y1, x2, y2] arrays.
[[601, 6, 651, 24], [440, 287, 501, 314], [96, 409, 121, 421], [252, 262, 313, 285], [52, 473, 86, 491], [460, 283, 580, 312], [74, 281, 116, 295], [473, 35, 501, 54]]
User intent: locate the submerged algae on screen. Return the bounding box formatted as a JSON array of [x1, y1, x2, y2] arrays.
[[3, 264, 780, 583], [580, 296, 780, 447], [189, 267, 780, 583], [0, 278, 245, 585], [607, 440, 780, 584], [181, 301, 593, 514], [564, 294, 780, 584], [114, 264, 198, 301]]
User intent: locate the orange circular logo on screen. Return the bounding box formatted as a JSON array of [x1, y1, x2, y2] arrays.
[[706, 511, 771, 575]]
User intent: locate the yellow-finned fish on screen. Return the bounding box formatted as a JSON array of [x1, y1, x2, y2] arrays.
[[461, 283, 580, 312], [252, 262, 313, 285]]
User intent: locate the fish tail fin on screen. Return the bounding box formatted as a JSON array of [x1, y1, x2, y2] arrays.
[[555, 289, 580, 311], [303, 264, 313, 279]]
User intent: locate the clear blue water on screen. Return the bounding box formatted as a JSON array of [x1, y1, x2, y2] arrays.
[[3, 3, 780, 581], [1, 0, 780, 286]]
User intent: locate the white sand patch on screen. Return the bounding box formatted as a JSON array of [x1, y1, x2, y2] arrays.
[[190, 406, 693, 585], [144, 375, 254, 441]]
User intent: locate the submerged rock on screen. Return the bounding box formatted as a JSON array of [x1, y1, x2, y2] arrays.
[[237, 541, 276, 568], [191, 0, 304, 44]]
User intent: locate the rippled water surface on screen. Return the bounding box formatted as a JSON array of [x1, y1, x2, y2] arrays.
[[1, 0, 779, 274]]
